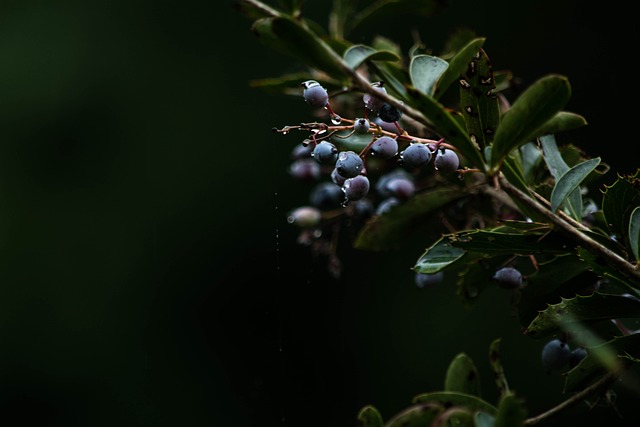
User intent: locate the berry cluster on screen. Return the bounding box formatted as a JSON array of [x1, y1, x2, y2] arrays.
[[283, 80, 462, 277], [540, 336, 588, 374]]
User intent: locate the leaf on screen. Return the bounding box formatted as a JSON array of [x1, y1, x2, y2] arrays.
[[494, 393, 526, 427], [488, 338, 509, 399], [564, 332, 640, 392], [405, 87, 486, 169], [346, 0, 447, 35], [459, 47, 500, 153], [355, 188, 467, 252], [434, 38, 486, 99], [328, 0, 356, 39], [412, 391, 497, 414], [629, 206, 640, 261], [383, 403, 444, 427], [490, 74, 572, 171], [409, 54, 449, 96], [577, 247, 640, 297], [251, 16, 348, 79], [343, 44, 400, 70], [447, 228, 572, 256], [523, 293, 640, 338], [540, 134, 583, 221], [550, 157, 600, 214], [444, 353, 482, 397], [601, 169, 640, 245], [357, 405, 384, 427], [532, 111, 587, 136], [414, 236, 466, 274]]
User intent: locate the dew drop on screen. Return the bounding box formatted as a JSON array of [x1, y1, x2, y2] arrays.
[[330, 114, 342, 125]]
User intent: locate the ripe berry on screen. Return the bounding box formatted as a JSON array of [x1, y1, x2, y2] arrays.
[[370, 136, 398, 159], [492, 266, 523, 289], [434, 148, 460, 173], [385, 177, 415, 200], [400, 143, 432, 169], [372, 116, 401, 134], [569, 347, 588, 368], [289, 158, 321, 182], [335, 151, 364, 178], [302, 80, 329, 108], [378, 103, 403, 123], [541, 338, 571, 372], [312, 141, 338, 165], [342, 175, 370, 202], [330, 168, 347, 186], [353, 118, 371, 134], [363, 81, 387, 112], [376, 169, 413, 198], [415, 271, 444, 288], [309, 182, 345, 210]]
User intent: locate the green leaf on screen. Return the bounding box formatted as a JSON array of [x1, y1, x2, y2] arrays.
[[409, 54, 449, 96], [412, 391, 497, 414], [434, 38, 486, 99], [444, 353, 482, 396], [532, 111, 587, 136], [629, 206, 640, 261], [346, 0, 447, 35], [405, 87, 486, 169], [355, 188, 467, 252], [329, 0, 356, 39], [601, 169, 640, 246], [251, 16, 348, 79], [523, 293, 640, 338], [564, 333, 640, 392], [490, 74, 572, 171], [357, 405, 384, 427], [384, 403, 444, 427], [414, 236, 466, 274], [447, 228, 572, 256], [488, 338, 509, 399], [494, 393, 526, 427], [459, 48, 500, 153], [550, 157, 600, 214], [343, 44, 400, 70], [540, 134, 583, 221]]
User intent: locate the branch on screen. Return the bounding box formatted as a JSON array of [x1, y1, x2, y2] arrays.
[[498, 174, 640, 282]]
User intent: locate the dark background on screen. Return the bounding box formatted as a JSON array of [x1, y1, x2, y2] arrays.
[[0, 1, 638, 426]]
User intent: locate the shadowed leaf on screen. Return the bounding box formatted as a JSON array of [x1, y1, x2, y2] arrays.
[[343, 44, 400, 70], [383, 403, 444, 427], [629, 206, 640, 261], [412, 391, 497, 414], [550, 157, 600, 214], [357, 405, 384, 427], [410, 54, 449, 96], [434, 37, 486, 99], [444, 353, 481, 396]]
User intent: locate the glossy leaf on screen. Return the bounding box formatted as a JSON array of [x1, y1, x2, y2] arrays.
[[384, 403, 444, 427], [405, 87, 486, 169], [532, 111, 587, 136], [409, 54, 449, 96], [355, 188, 467, 252], [444, 353, 481, 396], [343, 44, 400, 70], [434, 38, 486, 99], [459, 47, 500, 153], [357, 405, 384, 427], [550, 157, 600, 214], [629, 206, 640, 261], [490, 74, 571, 171], [414, 236, 466, 274], [412, 391, 497, 414], [523, 293, 640, 338], [540, 134, 582, 221]]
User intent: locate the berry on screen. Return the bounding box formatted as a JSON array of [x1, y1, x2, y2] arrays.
[[541, 338, 571, 372], [400, 143, 432, 169], [353, 118, 370, 134], [569, 347, 588, 368], [415, 271, 444, 288], [312, 141, 338, 165], [363, 81, 387, 112], [287, 206, 322, 228], [330, 167, 347, 186], [309, 182, 345, 210], [342, 175, 370, 202], [370, 136, 398, 159], [376, 169, 413, 198], [291, 141, 314, 159], [372, 116, 401, 134], [302, 80, 329, 108], [492, 266, 523, 289], [335, 151, 364, 178], [434, 148, 460, 173], [289, 158, 321, 182], [385, 177, 415, 200], [378, 103, 403, 123]]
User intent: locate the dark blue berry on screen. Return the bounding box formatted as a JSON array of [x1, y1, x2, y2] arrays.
[[415, 271, 444, 288], [378, 103, 402, 123], [434, 148, 460, 173], [541, 338, 571, 372], [335, 151, 364, 178], [492, 266, 523, 289], [370, 136, 398, 159], [309, 182, 344, 210], [312, 141, 338, 165], [353, 118, 371, 134], [342, 175, 370, 202], [302, 80, 329, 108], [363, 81, 387, 112], [400, 143, 432, 169]]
